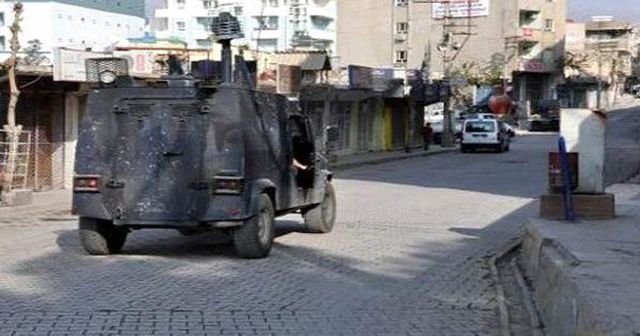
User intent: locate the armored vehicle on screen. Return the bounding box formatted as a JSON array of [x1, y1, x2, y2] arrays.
[[72, 13, 336, 258]]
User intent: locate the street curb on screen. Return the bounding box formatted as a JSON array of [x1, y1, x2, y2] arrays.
[[331, 147, 458, 171], [489, 238, 523, 336], [489, 240, 521, 336]]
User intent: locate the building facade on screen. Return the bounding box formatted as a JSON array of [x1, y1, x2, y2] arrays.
[[0, 0, 145, 61], [561, 18, 637, 109], [153, 0, 336, 53], [337, 0, 567, 114]]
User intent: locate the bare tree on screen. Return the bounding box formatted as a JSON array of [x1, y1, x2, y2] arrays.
[[2, 1, 24, 193]]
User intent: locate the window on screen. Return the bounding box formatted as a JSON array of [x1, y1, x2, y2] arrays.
[[0, 36, 5, 51], [396, 22, 408, 34], [176, 0, 186, 9], [465, 121, 496, 133], [395, 49, 408, 63], [396, 0, 408, 6], [196, 17, 210, 29], [0, 13, 4, 27], [203, 0, 213, 9], [177, 21, 186, 31], [544, 19, 555, 32], [257, 38, 278, 51], [254, 16, 279, 30], [262, 0, 278, 7], [234, 6, 243, 17]]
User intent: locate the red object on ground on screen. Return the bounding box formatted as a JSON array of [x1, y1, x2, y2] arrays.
[[488, 94, 513, 115]]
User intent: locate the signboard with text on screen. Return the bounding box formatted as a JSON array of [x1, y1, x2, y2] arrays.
[[433, 0, 490, 18], [519, 59, 546, 73], [348, 65, 395, 92]]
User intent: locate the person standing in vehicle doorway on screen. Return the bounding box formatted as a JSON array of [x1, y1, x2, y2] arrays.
[[422, 122, 433, 151]]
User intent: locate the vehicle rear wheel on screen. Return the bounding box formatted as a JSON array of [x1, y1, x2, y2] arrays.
[[79, 217, 128, 255], [304, 182, 337, 233], [233, 194, 275, 259]]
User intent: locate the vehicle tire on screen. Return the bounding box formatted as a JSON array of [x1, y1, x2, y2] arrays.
[[79, 217, 128, 255], [233, 194, 275, 259], [304, 182, 337, 233], [496, 144, 504, 153], [461, 145, 468, 153]]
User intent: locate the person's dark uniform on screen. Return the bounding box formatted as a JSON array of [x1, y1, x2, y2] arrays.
[[422, 123, 434, 151]]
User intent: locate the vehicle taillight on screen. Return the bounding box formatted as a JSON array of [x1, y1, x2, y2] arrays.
[[213, 176, 244, 194], [74, 175, 101, 193]]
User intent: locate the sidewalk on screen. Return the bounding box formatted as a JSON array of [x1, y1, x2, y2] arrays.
[[521, 183, 640, 335], [0, 189, 73, 226], [330, 145, 458, 170]]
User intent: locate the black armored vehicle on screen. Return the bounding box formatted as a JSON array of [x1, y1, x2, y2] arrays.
[[72, 13, 336, 258]]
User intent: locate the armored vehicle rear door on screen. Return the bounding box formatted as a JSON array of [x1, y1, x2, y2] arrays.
[[103, 99, 205, 223]]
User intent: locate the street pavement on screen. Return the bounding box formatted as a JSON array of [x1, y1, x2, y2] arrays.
[[0, 135, 555, 336]]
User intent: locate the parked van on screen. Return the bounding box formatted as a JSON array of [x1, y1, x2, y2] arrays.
[[460, 119, 510, 153]]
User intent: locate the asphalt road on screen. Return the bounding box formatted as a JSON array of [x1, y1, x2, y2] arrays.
[[606, 106, 640, 185], [0, 135, 555, 336]]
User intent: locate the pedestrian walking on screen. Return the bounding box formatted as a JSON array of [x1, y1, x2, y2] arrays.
[[422, 122, 433, 151]]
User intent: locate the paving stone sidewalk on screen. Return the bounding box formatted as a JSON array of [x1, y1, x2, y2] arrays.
[[523, 183, 640, 335]]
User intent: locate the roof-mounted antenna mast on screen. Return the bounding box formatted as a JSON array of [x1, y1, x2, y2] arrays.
[[210, 12, 244, 83]]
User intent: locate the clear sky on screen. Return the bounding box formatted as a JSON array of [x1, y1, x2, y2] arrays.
[[569, 0, 640, 23]]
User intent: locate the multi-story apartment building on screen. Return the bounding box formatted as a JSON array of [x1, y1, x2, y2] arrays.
[[562, 17, 637, 108], [153, 0, 336, 53], [0, 0, 145, 61], [337, 0, 567, 109]]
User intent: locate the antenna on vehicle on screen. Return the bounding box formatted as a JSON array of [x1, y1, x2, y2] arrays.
[[210, 12, 244, 83]]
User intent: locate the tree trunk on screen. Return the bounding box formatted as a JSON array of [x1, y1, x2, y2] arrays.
[[2, 2, 24, 195]]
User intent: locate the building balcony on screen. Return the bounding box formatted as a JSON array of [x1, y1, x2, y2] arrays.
[[308, 28, 335, 42], [518, 0, 542, 12], [307, 6, 336, 20], [250, 29, 283, 40]]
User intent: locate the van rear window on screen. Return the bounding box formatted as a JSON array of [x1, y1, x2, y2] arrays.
[[465, 121, 495, 133]]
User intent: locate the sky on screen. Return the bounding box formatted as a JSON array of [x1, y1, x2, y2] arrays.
[[569, 0, 640, 23]]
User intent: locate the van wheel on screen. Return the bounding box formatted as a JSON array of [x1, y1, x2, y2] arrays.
[[304, 183, 336, 233], [79, 217, 128, 255], [233, 194, 274, 259]]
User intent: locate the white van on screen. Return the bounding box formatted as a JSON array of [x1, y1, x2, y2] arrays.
[[460, 119, 510, 153]]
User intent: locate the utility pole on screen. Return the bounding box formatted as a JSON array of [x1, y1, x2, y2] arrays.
[[596, 44, 603, 110], [412, 0, 475, 148]]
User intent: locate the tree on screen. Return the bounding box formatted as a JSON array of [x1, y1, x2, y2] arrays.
[[2, 1, 24, 194], [20, 39, 48, 66]]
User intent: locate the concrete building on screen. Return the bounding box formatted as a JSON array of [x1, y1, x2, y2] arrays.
[[337, 0, 567, 111], [561, 17, 637, 108], [153, 0, 336, 53], [0, 0, 145, 61]]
